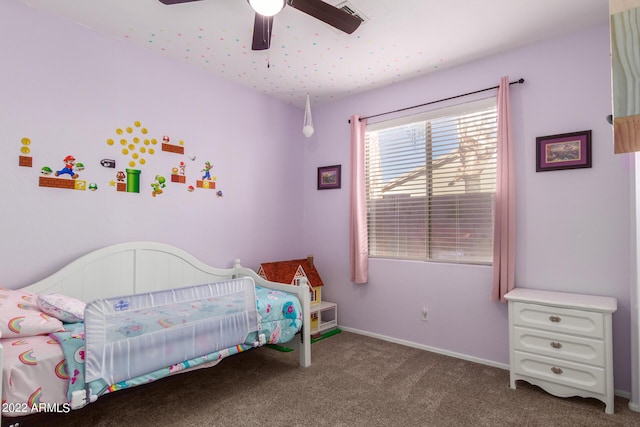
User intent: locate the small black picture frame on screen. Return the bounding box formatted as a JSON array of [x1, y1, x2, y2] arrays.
[[317, 165, 341, 190]]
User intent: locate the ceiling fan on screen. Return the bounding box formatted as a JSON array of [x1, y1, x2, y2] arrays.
[[158, 0, 362, 50]]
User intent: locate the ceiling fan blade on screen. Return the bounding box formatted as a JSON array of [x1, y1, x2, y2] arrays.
[[288, 0, 361, 34], [252, 14, 275, 51], [158, 0, 203, 4]]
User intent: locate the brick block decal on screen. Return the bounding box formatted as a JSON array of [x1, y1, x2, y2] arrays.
[[162, 143, 184, 155], [19, 156, 33, 167], [171, 175, 186, 183], [39, 177, 86, 190], [196, 180, 216, 190]]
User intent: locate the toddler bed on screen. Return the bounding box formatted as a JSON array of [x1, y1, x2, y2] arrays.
[[0, 242, 311, 422]]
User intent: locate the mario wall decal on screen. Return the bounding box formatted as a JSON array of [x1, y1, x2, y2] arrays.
[[39, 154, 87, 191], [55, 155, 79, 179]]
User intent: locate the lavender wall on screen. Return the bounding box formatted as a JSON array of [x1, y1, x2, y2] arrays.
[[0, 1, 305, 287], [305, 24, 633, 393]]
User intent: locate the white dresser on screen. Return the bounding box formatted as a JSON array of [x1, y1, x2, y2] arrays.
[[505, 288, 617, 414]]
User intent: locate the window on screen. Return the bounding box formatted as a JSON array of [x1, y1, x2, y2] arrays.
[[365, 98, 497, 264]]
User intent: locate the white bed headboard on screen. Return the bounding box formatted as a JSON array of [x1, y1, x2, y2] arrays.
[[23, 242, 239, 302]]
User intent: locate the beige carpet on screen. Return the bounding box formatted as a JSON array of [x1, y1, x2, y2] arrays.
[[7, 331, 640, 426]]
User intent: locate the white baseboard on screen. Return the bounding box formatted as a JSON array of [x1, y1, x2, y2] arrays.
[[339, 325, 632, 399], [338, 326, 509, 370]]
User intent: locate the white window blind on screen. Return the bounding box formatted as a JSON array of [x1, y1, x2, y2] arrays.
[[365, 97, 497, 264]]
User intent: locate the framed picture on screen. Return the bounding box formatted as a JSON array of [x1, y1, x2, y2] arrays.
[[317, 165, 341, 190], [536, 130, 592, 172]]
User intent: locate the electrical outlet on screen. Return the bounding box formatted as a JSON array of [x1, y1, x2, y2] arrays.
[[422, 307, 429, 321]]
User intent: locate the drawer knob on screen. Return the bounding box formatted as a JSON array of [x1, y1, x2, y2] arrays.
[[550, 341, 563, 349], [551, 367, 563, 375], [549, 315, 562, 323]]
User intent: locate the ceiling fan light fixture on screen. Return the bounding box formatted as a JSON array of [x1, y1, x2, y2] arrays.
[[249, 0, 286, 17]]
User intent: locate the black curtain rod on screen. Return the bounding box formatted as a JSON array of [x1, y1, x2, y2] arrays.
[[348, 78, 525, 123]]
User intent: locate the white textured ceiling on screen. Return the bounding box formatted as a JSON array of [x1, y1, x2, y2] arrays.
[[18, 0, 609, 108]]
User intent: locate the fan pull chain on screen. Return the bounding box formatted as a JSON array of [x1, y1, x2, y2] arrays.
[[267, 17, 271, 69]]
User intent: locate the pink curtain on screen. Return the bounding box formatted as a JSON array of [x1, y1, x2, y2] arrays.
[[492, 77, 516, 302], [350, 115, 368, 284]]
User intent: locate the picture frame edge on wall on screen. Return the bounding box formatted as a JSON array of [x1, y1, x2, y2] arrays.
[[536, 130, 592, 172], [317, 164, 341, 190]]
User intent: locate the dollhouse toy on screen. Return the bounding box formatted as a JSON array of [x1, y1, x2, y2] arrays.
[[257, 256, 323, 305]]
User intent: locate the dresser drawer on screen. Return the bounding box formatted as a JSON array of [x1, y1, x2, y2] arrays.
[[511, 302, 604, 339], [513, 326, 605, 366], [513, 350, 605, 394]]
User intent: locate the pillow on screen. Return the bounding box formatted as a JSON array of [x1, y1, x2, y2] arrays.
[[37, 293, 86, 324], [0, 288, 64, 338]]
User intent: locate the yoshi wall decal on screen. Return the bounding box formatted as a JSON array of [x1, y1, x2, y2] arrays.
[[151, 175, 166, 197]]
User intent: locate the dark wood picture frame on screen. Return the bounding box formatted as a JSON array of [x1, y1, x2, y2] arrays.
[[536, 130, 592, 172], [317, 165, 341, 190]]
